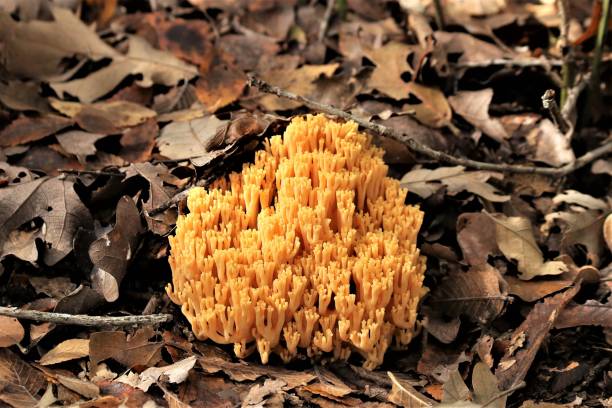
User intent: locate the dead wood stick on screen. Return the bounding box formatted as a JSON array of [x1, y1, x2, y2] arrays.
[[0, 306, 172, 327], [542, 89, 570, 133], [247, 75, 611, 176], [318, 0, 335, 43]]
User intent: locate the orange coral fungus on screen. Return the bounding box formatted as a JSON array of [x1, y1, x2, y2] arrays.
[[167, 114, 427, 369]]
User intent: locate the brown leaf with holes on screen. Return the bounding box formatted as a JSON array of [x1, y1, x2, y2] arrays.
[[364, 42, 415, 100], [496, 284, 580, 390], [0, 114, 73, 147]]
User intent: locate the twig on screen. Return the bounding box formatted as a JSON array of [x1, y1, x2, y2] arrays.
[[561, 72, 591, 123], [542, 89, 570, 134], [432, 0, 445, 30], [59, 169, 124, 177], [557, 0, 574, 106], [248, 75, 612, 176], [591, 0, 611, 94], [318, 0, 335, 43], [0, 306, 172, 327], [452, 58, 563, 69]]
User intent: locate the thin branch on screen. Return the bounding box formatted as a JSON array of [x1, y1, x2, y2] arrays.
[[248, 75, 611, 176], [318, 0, 335, 43], [542, 89, 570, 134], [591, 0, 611, 93], [482, 381, 526, 407], [557, 0, 574, 106], [0, 306, 172, 327], [452, 58, 563, 69], [432, 0, 445, 30], [59, 169, 124, 177]]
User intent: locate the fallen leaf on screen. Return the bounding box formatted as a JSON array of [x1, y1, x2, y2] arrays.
[[401, 166, 510, 202], [0, 81, 49, 113], [554, 300, 612, 329], [472, 362, 506, 408], [0, 7, 119, 79], [0, 317, 24, 347], [51, 35, 198, 103], [90, 196, 144, 302], [119, 119, 158, 163], [387, 371, 435, 407], [496, 284, 580, 390], [50, 99, 157, 130], [0, 114, 73, 147], [552, 190, 609, 211], [604, 214, 612, 252], [403, 82, 453, 128], [448, 89, 508, 143], [433, 31, 507, 66], [505, 276, 573, 302], [119, 355, 197, 392], [0, 177, 93, 265], [89, 327, 162, 369], [242, 378, 286, 407], [445, 0, 506, 16], [303, 367, 352, 399], [16, 145, 84, 176], [39, 339, 90, 365], [422, 314, 461, 344], [194, 51, 246, 112], [457, 212, 500, 266], [28, 276, 76, 299], [364, 42, 415, 100], [429, 264, 507, 324], [490, 213, 567, 280], [56, 131, 106, 161], [0, 348, 47, 407], [527, 119, 575, 167], [157, 116, 228, 161]]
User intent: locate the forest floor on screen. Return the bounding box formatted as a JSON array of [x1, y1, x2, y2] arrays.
[[0, 0, 611, 407]]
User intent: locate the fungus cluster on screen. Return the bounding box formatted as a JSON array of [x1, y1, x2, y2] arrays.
[[167, 114, 426, 369]]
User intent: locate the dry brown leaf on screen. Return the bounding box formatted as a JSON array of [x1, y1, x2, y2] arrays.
[[401, 166, 510, 202], [89, 327, 162, 369], [0, 177, 93, 265], [554, 300, 612, 329], [89, 196, 144, 302], [56, 131, 106, 161], [433, 31, 507, 66], [490, 213, 567, 280], [258, 63, 339, 111], [364, 42, 415, 100], [445, 0, 506, 16], [157, 116, 228, 161], [402, 82, 453, 128], [51, 36, 198, 103], [303, 367, 352, 399], [0, 7, 119, 79], [496, 284, 580, 390], [0, 348, 47, 407], [526, 119, 575, 167], [118, 355, 197, 392], [50, 99, 157, 129], [0, 81, 49, 113], [387, 372, 435, 407], [0, 317, 24, 347], [429, 264, 507, 324], [457, 212, 500, 266], [448, 89, 508, 143], [422, 314, 461, 344], [505, 276, 573, 302], [242, 378, 287, 407], [119, 119, 158, 163], [39, 339, 90, 365], [604, 214, 612, 252], [0, 114, 73, 147]]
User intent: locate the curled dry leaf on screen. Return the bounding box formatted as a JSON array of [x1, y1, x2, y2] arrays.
[[496, 284, 580, 390], [489, 213, 567, 280], [526, 119, 575, 167], [0, 177, 93, 265], [401, 166, 510, 202], [429, 264, 507, 324], [119, 355, 197, 392], [0, 317, 24, 347], [89, 196, 144, 302], [39, 339, 90, 366]]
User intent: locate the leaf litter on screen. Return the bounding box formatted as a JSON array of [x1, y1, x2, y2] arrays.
[[0, 0, 611, 407]]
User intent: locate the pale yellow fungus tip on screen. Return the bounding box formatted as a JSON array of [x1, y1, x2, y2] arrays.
[[167, 114, 427, 369]]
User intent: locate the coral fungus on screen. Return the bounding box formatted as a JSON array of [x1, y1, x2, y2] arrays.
[[167, 114, 427, 369]]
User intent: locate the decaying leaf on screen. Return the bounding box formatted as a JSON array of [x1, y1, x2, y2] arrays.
[[0, 114, 73, 147], [157, 115, 228, 161], [554, 300, 612, 329], [0, 317, 24, 347], [0, 177, 93, 265], [89, 196, 144, 302], [457, 212, 500, 266], [496, 284, 580, 390], [605, 214, 612, 252], [490, 213, 567, 280], [401, 166, 510, 202], [0, 348, 48, 407], [242, 378, 287, 407], [39, 339, 90, 366], [364, 42, 415, 100], [403, 82, 453, 129], [89, 327, 162, 369], [526, 119, 575, 167], [505, 276, 573, 302], [429, 264, 507, 324]]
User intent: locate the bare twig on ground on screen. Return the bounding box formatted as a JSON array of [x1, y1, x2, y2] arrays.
[[561, 72, 591, 124], [248, 75, 612, 176], [318, 0, 335, 43], [432, 0, 445, 29], [542, 89, 570, 133], [557, 0, 574, 106], [452, 58, 563, 69], [59, 169, 124, 177], [0, 306, 172, 327]]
